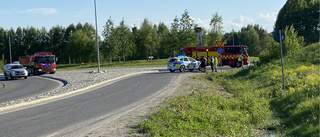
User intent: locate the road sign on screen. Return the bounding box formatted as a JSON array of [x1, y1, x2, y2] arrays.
[[217, 48, 223, 54], [216, 41, 223, 47], [273, 30, 285, 43]]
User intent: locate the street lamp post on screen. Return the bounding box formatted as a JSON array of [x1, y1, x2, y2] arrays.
[[94, 0, 101, 73], [8, 32, 12, 63]]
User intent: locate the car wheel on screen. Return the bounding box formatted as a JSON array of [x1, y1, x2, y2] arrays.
[[24, 76, 27, 79], [9, 73, 13, 80], [179, 65, 185, 72], [169, 69, 175, 73]]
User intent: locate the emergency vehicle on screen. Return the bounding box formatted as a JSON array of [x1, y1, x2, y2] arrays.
[[19, 52, 57, 75], [167, 56, 201, 72], [182, 45, 249, 68]]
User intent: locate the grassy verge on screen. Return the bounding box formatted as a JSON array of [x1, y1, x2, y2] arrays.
[[248, 56, 260, 63], [135, 43, 320, 136], [56, 59, 168, 71]]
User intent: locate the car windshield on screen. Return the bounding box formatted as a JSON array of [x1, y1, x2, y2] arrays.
[[37, 57, 55, 63], [11, 65, 23, 69], [189, 58, 196, 62], [168, 59, 176, 62]]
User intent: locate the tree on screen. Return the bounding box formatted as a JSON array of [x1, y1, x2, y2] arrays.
[[224, 30, 239, 46], [282, 25, 305, 56], [207, 12, 224, 46], [101, 17, 118, 62], [113, 19, 135, 62], [260, 26, 304, 63], [69, 30, 95, 63], [167, 16, 180, 57], [135, 19, 159, 59], [24, 26, 38, 55], [239, 27, 260, 56], [157, 22, 170, 58], [253, 25, 272, 52], [36, 27, 50, 53], [275, 0, 319, 44], [179, 9, 197, 47], [0, 28, 6, 61], [49, 25, 65, 63]]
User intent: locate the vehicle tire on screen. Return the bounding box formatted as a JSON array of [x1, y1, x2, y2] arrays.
[[189, 69, 194, 71], [179, 65, 185, 72], [169, 69, 175, 73], [236, 61, 242, 68], [33, 68, 38, 75], [24, 76, 27, 79]]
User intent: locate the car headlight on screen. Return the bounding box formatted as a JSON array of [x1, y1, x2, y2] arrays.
[[11, 71, 15, 74]]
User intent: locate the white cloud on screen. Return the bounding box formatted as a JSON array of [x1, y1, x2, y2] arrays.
[[229, 15, 255, 31], [192, 17, 210, 30], [259, 12, 278, 23], [26, 8, 58, 15]]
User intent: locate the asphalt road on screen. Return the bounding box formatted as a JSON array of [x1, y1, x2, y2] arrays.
[[0, 71, 181, 137], [0, 75, 62, 103]]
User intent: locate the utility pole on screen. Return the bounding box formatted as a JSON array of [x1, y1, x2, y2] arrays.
[[94, 0, 101, 73], [232, 26, 234, 46], [8, 32, 12, 63]]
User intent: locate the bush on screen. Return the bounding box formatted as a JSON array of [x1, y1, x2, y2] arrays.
[[0, 54, 5, 72]]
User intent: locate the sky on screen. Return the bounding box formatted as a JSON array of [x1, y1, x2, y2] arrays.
[[1, 0, 287, 38]]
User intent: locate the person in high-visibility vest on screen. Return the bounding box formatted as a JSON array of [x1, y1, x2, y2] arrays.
[[214, 56, 218, 72], [210, 56, 214, 72], [237, 54, 243, 68]]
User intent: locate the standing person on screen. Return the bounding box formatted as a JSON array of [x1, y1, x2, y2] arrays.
[[237, 54, 243, 68], [210, 56, 214, 72], [200, 56, 207, 72], [214, 56, 218, 72]]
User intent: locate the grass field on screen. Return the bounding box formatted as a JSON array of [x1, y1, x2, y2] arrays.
[[135, 43, 320, 136], [56, 59, 169, 71]]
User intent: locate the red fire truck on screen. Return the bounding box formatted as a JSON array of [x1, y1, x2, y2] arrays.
[[19, 52, 57, 75], [182, 45, 249, 67]]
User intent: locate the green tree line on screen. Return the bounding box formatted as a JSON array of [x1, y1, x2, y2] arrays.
[[0, 0, 318, 64]]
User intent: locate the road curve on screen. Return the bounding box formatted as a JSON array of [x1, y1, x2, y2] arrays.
[[0, 71, 180, 137], [0, 75, 62, 104]]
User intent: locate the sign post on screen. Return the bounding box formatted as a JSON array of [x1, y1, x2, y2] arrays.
[[274, 30, 285, 90], [216, 41, 224, 74]]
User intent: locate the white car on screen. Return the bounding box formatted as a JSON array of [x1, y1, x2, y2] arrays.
[[167, 56, 201, 72], [3, 64, 28, 80]]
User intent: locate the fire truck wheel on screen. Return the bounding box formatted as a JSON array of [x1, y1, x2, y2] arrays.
[[179, 65, 185, 72]]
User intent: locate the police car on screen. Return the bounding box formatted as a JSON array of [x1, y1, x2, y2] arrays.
[[167, 56, 201, 72]]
